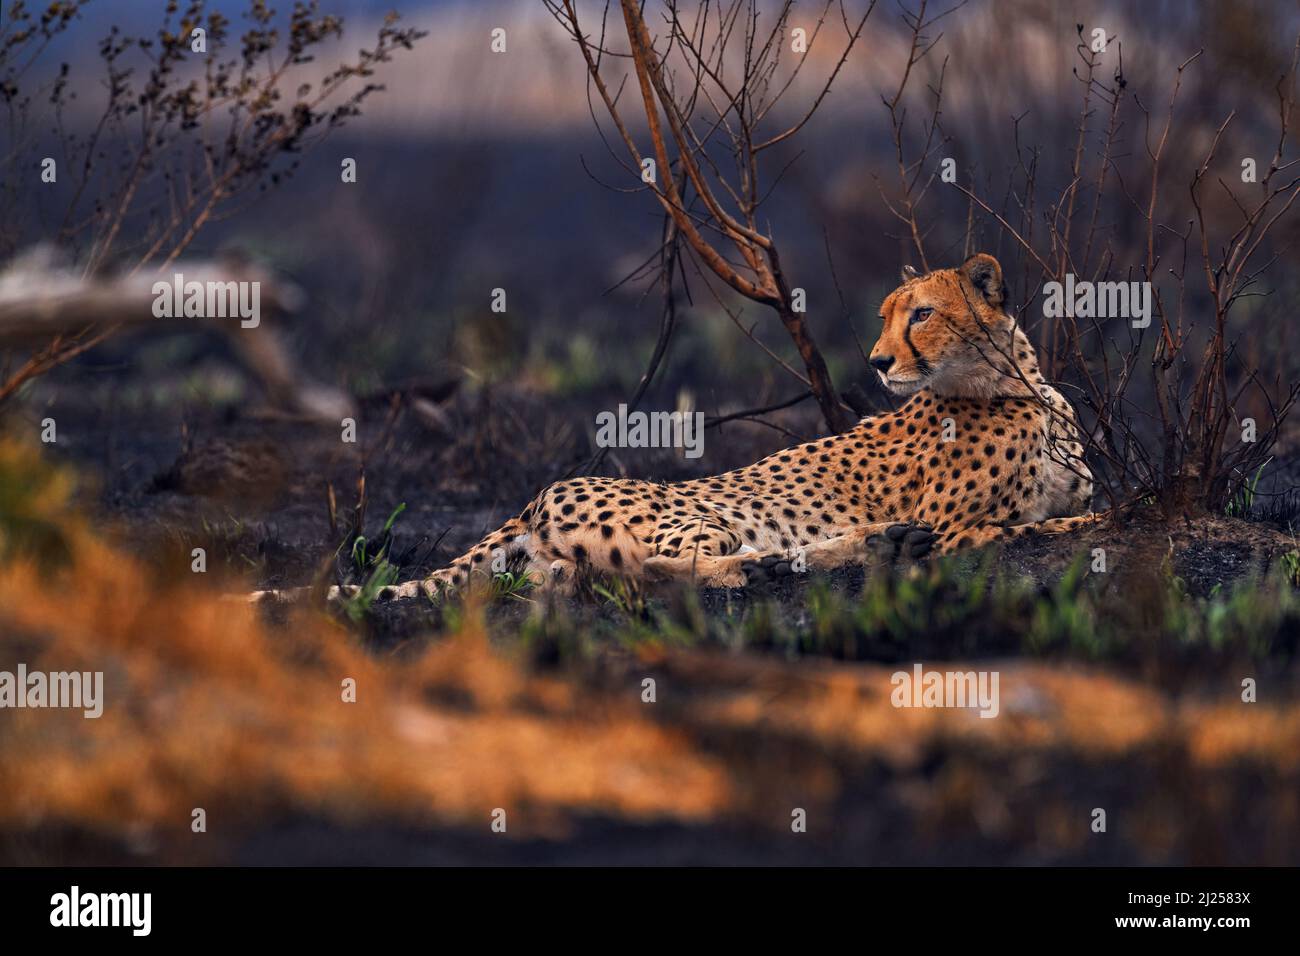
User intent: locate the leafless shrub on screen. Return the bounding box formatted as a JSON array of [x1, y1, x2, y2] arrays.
[[545, 0, 878, 433], [0, 0, 423, 402]]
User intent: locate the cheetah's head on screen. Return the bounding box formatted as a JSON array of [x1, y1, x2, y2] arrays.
[[868, 253, 1019, 399]]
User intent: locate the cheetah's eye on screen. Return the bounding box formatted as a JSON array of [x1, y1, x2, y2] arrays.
[[910, 307, 933, 325]]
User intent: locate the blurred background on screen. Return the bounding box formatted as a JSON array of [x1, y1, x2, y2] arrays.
[[7, 0, 1300, 428]]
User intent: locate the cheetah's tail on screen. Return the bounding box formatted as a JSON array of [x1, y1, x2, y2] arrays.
[[423, 513, 533, 591], [243, 511, 534, 605]]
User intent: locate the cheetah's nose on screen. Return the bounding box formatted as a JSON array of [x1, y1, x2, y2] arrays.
[[870, 355, 895, 373]]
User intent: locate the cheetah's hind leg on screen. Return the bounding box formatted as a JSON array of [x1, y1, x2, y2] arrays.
[[527, 557, 577, 595], [870, 522, 939, 561], [641, 552, 749, 589], [738, 522, 936, 585]]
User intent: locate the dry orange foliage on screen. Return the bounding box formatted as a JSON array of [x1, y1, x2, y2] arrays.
[[0, 440, 732, 852]]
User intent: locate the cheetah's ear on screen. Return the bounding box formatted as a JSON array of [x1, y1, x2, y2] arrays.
[[900, 264, 919, 282], [960, 253, 1007, 310]]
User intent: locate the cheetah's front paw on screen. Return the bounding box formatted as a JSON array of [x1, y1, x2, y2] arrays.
[[870, 522, 937, 561]]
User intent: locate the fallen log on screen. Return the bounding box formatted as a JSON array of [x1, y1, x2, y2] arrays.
[[0, 246, 352, 421]]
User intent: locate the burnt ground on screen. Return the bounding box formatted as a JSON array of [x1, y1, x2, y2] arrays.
[[38, 378, 1300, 602]]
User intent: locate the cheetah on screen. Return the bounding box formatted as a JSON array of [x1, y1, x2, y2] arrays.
[[252, 253, 1097, 602]]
